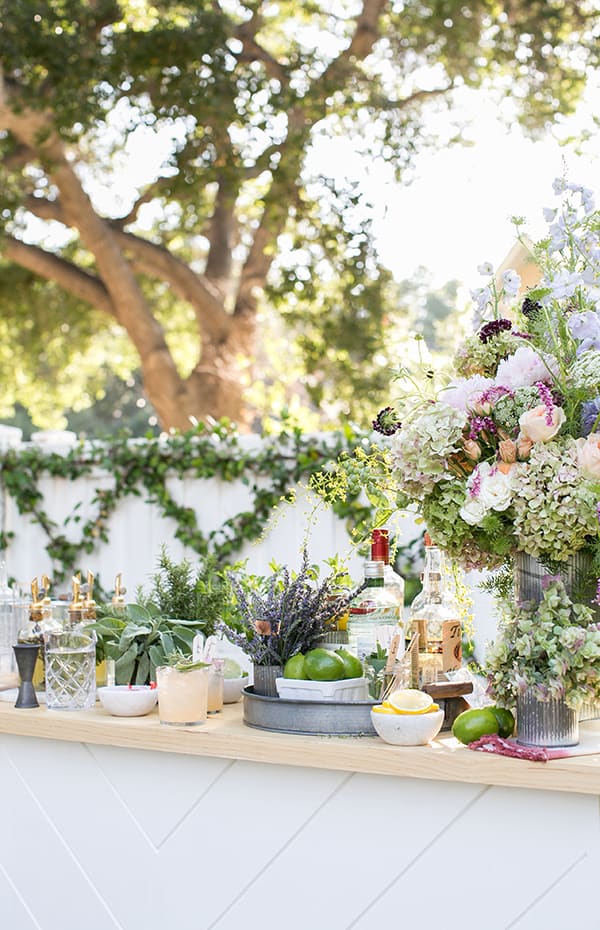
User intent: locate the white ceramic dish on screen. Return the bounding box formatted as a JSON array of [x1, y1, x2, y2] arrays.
[[370, 708, 444, 746], [98, 685, 158, 717], [275, 676, 370, 702], [223, 675, 248, 704]]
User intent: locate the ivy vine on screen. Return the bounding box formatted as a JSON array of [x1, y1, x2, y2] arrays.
[[0, 422, 374, 583]]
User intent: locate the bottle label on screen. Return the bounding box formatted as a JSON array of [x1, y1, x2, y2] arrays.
[[442, 620, 462, 671], [350, 603, 400, 619]]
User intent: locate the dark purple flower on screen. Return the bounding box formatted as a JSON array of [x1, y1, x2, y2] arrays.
[[478, 318, 513, 344], [372, 406, 401, 436], [521, 297, 542, 318]]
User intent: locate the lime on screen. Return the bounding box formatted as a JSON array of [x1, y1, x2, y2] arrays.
[[488, 705, 515, 738], [222, 658, 243, 679], [335, 648, 363, 679], [283, 653, 309, 679], [304, 648, 346, 681], [452, 707, 499, 745], [388, 689, 434, 715]]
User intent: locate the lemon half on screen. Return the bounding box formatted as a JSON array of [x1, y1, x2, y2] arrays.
[[387, 689, 434, 715]]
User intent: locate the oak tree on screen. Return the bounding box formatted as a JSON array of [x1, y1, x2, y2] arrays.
[[0, 1, 597, 430]]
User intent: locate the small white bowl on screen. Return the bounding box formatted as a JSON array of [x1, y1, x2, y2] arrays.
[[370, 708, 444, 746], [223, 675, 248, 704], [98, 685, 158, 717]]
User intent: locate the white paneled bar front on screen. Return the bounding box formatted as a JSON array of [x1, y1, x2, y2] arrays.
[[0, 703, 598, 930]]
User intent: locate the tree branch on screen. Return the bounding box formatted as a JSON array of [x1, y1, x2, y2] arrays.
[[1, 143, 35, 170], [2, 235, 116, 316], [114, 180, 169, 227], [204, 179, 237, 286], [22, 194, 232, 341], [233, 11, 288, 85], [235, 1, 389, 313], [112, 229, 233, 341], [377, 85, 453, 109]]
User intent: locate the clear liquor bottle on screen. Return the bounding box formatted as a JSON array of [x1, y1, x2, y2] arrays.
[[409, 540, 462, 686], [347, 560, 402, 662], [370, 528, 405, 610]]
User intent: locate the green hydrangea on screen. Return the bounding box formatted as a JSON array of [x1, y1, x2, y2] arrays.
[[486, 580, 600, 709], [512, 440, 599, 561], [390, 403, 466, 499], [454, 332, 524, 378], [421, 480, 511, 571], [493, 386, 541, 435]]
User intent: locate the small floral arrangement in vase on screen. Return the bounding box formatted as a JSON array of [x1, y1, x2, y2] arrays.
[[219, 550, 360, 696], [487, 579, 600, 711]]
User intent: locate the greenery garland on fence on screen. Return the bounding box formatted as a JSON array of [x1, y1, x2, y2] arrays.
[[0, 421, 376, 583]]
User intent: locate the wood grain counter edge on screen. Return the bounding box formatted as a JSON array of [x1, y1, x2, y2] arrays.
[[0, 701, 599, 796]]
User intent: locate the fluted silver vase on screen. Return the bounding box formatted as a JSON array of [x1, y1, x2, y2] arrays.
[[514, 551, 599, 722], [252, 664, 283, 697], [514, 550, 597, 608], [516, 689, 579, 748]]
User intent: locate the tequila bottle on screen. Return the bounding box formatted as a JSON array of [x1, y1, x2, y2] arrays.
[[409, 539, 462, 686]]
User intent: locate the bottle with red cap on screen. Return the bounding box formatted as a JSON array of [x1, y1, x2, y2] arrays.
[[370, 528, 405, 609]]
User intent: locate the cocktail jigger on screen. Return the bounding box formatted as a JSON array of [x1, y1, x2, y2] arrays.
[[13, 644, 40, 708]]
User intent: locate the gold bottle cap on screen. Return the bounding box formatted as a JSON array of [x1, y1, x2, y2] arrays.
[[112, 572, 126, 606], [83, 570, 96, 620]]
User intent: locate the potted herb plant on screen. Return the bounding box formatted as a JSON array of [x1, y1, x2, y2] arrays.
[[93, 549, 234, 686], [140, 547, 227, 640], [92, 602, 208, 686], [220, 550, 359, 696]]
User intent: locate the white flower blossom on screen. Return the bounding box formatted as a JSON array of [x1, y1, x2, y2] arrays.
[[477, 261, 494, 275], [542, 270, 583, 302], [502, 269, 521, 297]]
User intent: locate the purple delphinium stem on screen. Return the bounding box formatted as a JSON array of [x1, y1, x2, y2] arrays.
[[535, 381, 555, 425]]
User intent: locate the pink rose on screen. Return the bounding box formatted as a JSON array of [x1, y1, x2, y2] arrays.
[[576, 434, 600, 479], [518, 405, 565, 443]]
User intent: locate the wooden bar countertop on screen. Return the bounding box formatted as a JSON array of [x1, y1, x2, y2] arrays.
[[0, 699, 599, 796]]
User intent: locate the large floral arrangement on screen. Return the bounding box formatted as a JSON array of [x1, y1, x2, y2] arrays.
[[370, 178, 600, 587]]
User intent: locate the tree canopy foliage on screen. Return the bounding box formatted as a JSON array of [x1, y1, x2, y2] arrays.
[[0, 0, 598, 431]]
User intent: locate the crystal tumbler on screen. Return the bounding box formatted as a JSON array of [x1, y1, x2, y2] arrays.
[[44, 628, 97, 711]]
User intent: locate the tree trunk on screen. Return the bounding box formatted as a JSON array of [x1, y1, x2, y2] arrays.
[[142, 310, 257, 432]]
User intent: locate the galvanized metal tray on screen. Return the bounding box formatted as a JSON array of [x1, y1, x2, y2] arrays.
[[242, 686, 377, 736]]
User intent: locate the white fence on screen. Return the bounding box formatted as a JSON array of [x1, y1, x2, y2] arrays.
[[0, 468, 358, 595]]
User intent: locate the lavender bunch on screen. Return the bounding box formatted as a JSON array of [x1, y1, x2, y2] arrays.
[[220, 549, 361, 666]]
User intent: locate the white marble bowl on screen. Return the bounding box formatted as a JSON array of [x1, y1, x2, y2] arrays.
[[223, 675, 248, 704], [370, 708, 444, 746], [98, 685, 158, 717]]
